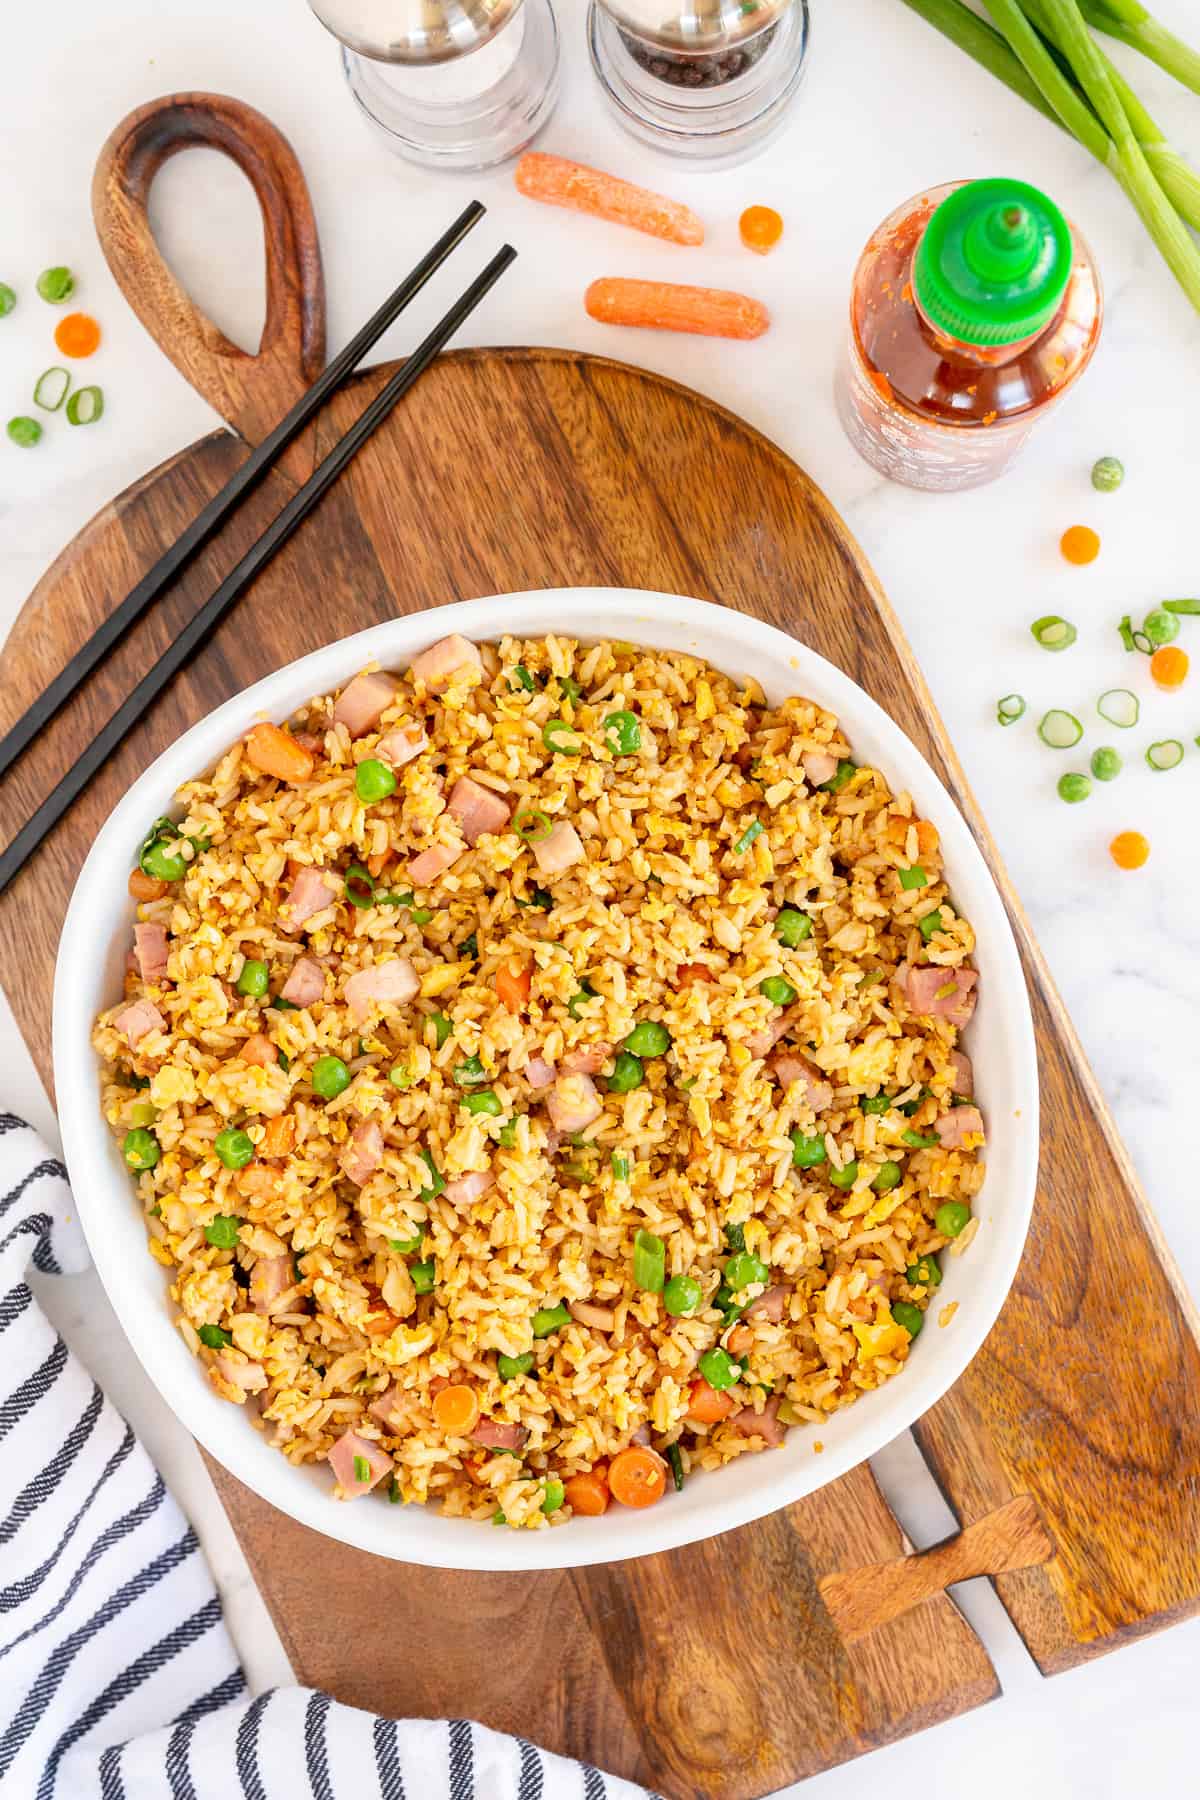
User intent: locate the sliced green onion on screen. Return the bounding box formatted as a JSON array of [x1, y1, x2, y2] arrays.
[[1132, 630, 1154, 655], [633, 1229, 666, 1293], [733, 820, 763, 855], [666, 1442, 685, 1492], [65, 385, 103, 426], [902, 1128, 939, 1149], [198, 1323, 233, 1349], [344, 863, 376, 908], [388, 1474, 402, 1503], [454, 1054, 487, 1087], [918, 909, 945, 941], [1097, 688, 1139, 728], [542, 1478, 566, 1515], [558, 675, 583, 704], [353, 1455, 371, 1484], [1163, 599, 1200, 616], [1031, 615, 1077, 651], [1038, 709, 1083, 749], [603, 709, 642, 756], [511, 665, 536, 691], [514, 807, 553, 843], [429, 1012, 453, 1049], [567, 978, 597, 1019], [1147, 739, 1185, 771], [542, 718, 582, 756], [820, 760, 857, 793], [1057, 772, 1092, 803], [758, 975, 796, 1007], [417, 1147, 445, 1202], [34, 366, 70, 411], [497, 1118, 520, 1149], [498, 1351, 534, 1380], [1090, 746, 1122, 782], [996, 694, 1026, 726], [1143, 607, 1179, 647], [388, 1229, 424, 1253], [898, 866, 928, 890], [723, 1220, 746, 1251], [410, 1259, 436, 1294], [1117, 615, 1136, 653], [611, 1150, 631, 1182], [458, 933, 478, 961], [532, 1300, 571, 1337]]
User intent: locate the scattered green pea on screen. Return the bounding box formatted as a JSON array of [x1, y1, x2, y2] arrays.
[[214, 1128, 254, 1171], [236, 958, 270, 998], [608, 1051, 644, 1093], [462, 1089, 502, 1117], [1143, 607, 1180, 648], [725, 1251, 769, 1290], [759, 975, 797, 1008], [1091, 455, 1124, 492], [871, 1161, 903, 1193], [7, 416, 41, 447], [0, 283, 15, 317], [355, 758, 397, 803], [204, 1215, 241, 1249], [623, 1020, 671, 1058], [122, 1127, 160, 1171], [790, 1130, 826, 1169], [663, 1274, 702, 1317], [891, 1301, 924, 1337], [1057, 772, 1091, 804], [1090, 746, 1122, 782], [829, 1160, 859, 1191], [36, 265, 75, 303], [935, 1200, 972, 1238], [311, 1055, 351, 1100]]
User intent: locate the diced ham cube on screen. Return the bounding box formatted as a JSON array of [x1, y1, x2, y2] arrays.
[[770, 1052, 833, 1112], [408, 842, 460, 886], [744, 1010, 794, 1060], [569, 1300, 616, 1331], [447, 776, 511, 846], [212, 1352, 268, 1395], [344, 958, 419, 1025], [327, 1428, 392, 1498], [133, 923, 169, 984], [281, 867, 338, 934], [728, 1395, 785, 1447], [332, 670, 399, 738], [523, 1056, 557, 1090], [532, 821, 584, 876], [442, 1169, 495, 1208], [340, 1119, 384, 1186], [369, 1384, 404, 1429], [377, 722, 428, 768], [904, 965, 979, 1029], [471, 1418, 528, 1452], [949, 1049, 974, 1098], [280, 956, 325, 1008], [933, 1105, 984, 1150], [114, 999, 165, 1049], [745, 1284, 788, 1323], [250, 1253, 294, 1315], [409, 634, 483, 692], [561, 1043, 611, 1076], [802, 751, 839, 787], [546, 1072, 603, 1135]]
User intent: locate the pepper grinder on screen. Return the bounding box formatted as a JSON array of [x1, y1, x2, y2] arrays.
[[309, 0, 560, 171], [588, 0, 809, 164]]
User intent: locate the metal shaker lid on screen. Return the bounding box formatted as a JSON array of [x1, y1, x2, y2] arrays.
[[597, 0, 791, 54], [309, 0, 521, 65]]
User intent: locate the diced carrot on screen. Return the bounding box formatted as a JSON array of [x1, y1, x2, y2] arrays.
[[235, 1165, 276, 1199], [564, 1469, 610, 1516], [259, 1115, 295, 1158], [245, 723, 315, 784], [515, 151, 704, 247], [495, 960, 531, 1010], [239, 1033, 278, 1067], [54, 312, 101, 358], [677, 963, 715, 988], [585, 278, 769, 342], [128, 869, 168, 902], [915, 819, 940, 857], [726, 1325, 754, 1356], [687, 1376, 735, 1423], [432, 1383, 481, 1435], [608, 1445, 668, 1508], [362, 1305, 401, 1339], [366, 851, 391, 879]]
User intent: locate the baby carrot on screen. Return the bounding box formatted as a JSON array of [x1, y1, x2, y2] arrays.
[[585, 278, 769, 341], [54, 312, 101, 358], [432, 1383, 481, 1435], [608, 1445, 668, 1508], [515, 152, 704, 247], [564, 1468, 610, 1515], [244, 722, 315, 783]]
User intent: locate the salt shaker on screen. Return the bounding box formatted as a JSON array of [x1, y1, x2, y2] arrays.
[[588, 0, 810, 164], [309, 0, 560, 171]]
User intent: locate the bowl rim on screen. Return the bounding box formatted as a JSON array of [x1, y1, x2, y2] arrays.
[[53, 586, 1039, 1570]]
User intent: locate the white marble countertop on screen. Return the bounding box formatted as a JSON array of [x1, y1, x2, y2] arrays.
[[3, 0, 1198, 1789]]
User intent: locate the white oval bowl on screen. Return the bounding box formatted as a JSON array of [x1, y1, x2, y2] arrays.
[[54, 588, 1038, 1571]]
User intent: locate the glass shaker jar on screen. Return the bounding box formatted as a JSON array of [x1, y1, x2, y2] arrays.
[[835, 179, 1103, 492], [588, 0, 810, 164], [309, 0, 560, 171]]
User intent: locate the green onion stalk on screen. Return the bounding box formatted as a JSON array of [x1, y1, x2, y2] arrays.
[[1080, 0, 1200, 98]]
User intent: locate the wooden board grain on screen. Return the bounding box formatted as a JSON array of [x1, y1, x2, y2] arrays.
[[1, 89, 1199, 1793]]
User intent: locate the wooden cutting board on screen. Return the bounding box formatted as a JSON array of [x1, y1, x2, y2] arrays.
[[2, 92, 1199, 1796]]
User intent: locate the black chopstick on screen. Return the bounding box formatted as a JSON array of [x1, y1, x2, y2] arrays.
[[0, 199, 487, 783], [0, 242, 517, 900]]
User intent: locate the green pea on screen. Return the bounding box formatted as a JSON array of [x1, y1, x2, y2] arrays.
[[829, 1159, 859, 1191], [497, 1119, 521, 1149], [417, 1149, 445, 1202], [7, 415, 41, 447], [389, 1065, 413, 1090], [542, 1478, 566, 1515], [1091, 455, 1124, 492], [891, 1301, 924, 1337], [872, 1161, 903, 1192], [462, 1090, 502, 1117], [0, 283, 15, 317], [454, 1055, 488, 1086], [906, 1256, 942, 1288], [410, 1259, 437, 1294], [355, 758, 397, 803], [859, 1094, 890, 1115], [36, 265, 75, 303], [603, 709, 641, 756], [623, 1020, 671, 1058], [1057, 773, 1091, 804], [759, 975, 797, 1007], [774, 907, 812, 947], [1090, 746, 1122, 782], [567, 980, 596, 1019], [608, 1051, 644, 1093], [790, 1130, 826, 1169], [122, 1127, 160, 1171], [214, 1128, 254, 1171], [1143, 607, 1179, 647], [492, 1509, 508, 1527], [697, 1346, 738, 1391], [236, 958, 270, 998], [532, 1301, 571, 1337], [388, 1230, 424, 1254], [663, 1274, 702, 1317], [430, 1013, 454, 1049], [498, 1351, 534, 1380], [935, 1200, 972, 1238], [725, 1251, 769, 1290], [311, 1055, 351, 1100], [198, 1323, 232, 1349], [127, 1099, 157, 1129], [204, 1214, 241, 1249], [902, 1128, 940, 1148]]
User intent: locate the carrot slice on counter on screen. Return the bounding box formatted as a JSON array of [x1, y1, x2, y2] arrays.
[[1150, 645, 1189, 688], [609, 1445, 668, 1508], [739, 205, 783, 255], [244, 722, 315, 783], [495, 960, 531, 1010], [432, 1383, 481, 1435], [564, 1469, 610, 1515], [54, 311, 101, 357], [515, 151, 704, 247], [585, 278, 769, 341], [686, 1376, 735, 1423]]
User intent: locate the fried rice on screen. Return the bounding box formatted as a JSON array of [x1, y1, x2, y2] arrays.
[[93, 631, 985, 1529]]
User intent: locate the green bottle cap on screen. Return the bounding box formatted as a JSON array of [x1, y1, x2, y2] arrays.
[[913, 178, 1073, 347]]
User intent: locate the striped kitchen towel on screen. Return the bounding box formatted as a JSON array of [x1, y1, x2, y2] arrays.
[[0, 1116, 656, 1800]]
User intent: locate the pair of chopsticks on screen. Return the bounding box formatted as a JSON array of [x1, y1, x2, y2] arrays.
[[0, 202, 515, 899]]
